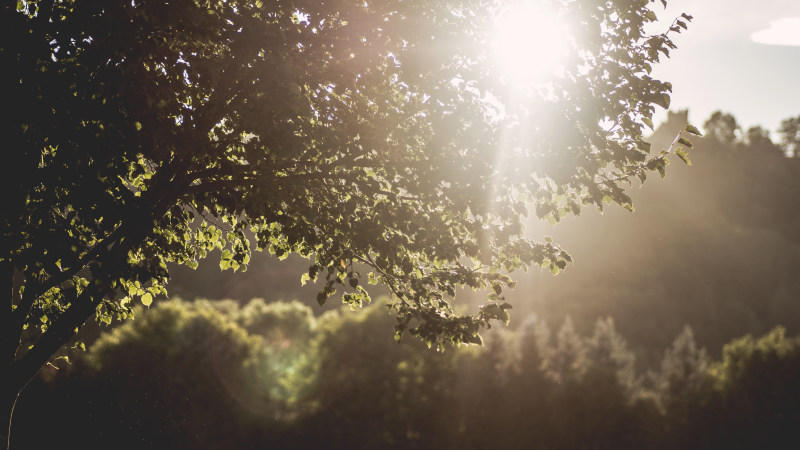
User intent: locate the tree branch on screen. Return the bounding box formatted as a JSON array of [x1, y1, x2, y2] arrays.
[[0, 261, 15, 366], [8, 283, 101, 391], [1, 261, 10, 318], [9, 225, 124, 344], [8, 156, 195, 368], [184, 172, 337, 196]]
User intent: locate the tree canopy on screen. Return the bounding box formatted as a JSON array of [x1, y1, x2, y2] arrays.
[[779, 116, 800, 158], [1, 0, 694, 439]]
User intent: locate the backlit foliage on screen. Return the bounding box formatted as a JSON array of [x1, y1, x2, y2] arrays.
[[2, 0, 694, 394]]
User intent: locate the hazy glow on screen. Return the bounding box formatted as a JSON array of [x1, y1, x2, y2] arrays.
[[490, 1, 570, 87], [751, 17, 800, 46], [487, 2, 572, 222]]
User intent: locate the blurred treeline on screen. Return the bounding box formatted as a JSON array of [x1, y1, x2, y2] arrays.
[[13, 298, 800, 449], [12, 110, 800, 448]]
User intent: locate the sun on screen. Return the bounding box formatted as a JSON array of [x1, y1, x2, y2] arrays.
[[489, 1, 571, 88]]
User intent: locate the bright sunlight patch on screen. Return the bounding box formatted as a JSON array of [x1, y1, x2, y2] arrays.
[[490, 1, 570, 87]]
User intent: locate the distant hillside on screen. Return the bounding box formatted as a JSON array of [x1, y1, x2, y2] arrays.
[[505, 110, 800, 359]]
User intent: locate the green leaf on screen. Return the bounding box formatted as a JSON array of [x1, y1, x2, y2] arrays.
[[654, 93, 671, 109], [141, 293, 153, 307], [367, 272, 379, 285], [675, 147, 691, 166], [684, 124, 703, 136], [316, 290, 329, 306]]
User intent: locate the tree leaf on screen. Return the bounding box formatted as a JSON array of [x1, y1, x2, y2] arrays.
[[684, 124, 703, 136], [675, 148, 691, 166]]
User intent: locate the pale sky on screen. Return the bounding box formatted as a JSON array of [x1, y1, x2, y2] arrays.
[[649, 0, 800, 134]]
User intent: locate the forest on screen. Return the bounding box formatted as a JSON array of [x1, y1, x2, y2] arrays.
[[11, 110, 800, 449]]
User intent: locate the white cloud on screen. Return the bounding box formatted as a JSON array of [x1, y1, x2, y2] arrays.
[[751, 17, 800, 46]]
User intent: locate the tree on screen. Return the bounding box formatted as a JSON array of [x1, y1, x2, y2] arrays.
[[1, 0, 694, 443], [745, 126, 782, 155], [517, 314, 553, 382], [586, 317, 638, 396], [654, 325, 709, 409], [703, 111, 740, 146], [778, 116, 800, 157], [70, 299, 269, 449], [702, 327, 800, 449], [545, 316, 588, 383]]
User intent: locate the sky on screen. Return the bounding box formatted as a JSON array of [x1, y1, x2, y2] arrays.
[[649, 0, 800, 134]]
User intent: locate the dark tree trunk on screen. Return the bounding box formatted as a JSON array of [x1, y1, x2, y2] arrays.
[[0, 288, 101, 449], [2, 260, 21, 450], [1, 374, 25, 450]]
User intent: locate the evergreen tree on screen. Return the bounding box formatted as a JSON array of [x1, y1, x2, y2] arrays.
[[586, 317, 638, 397], [655, 325, 709, 408], [545, 317, 588, 383]]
